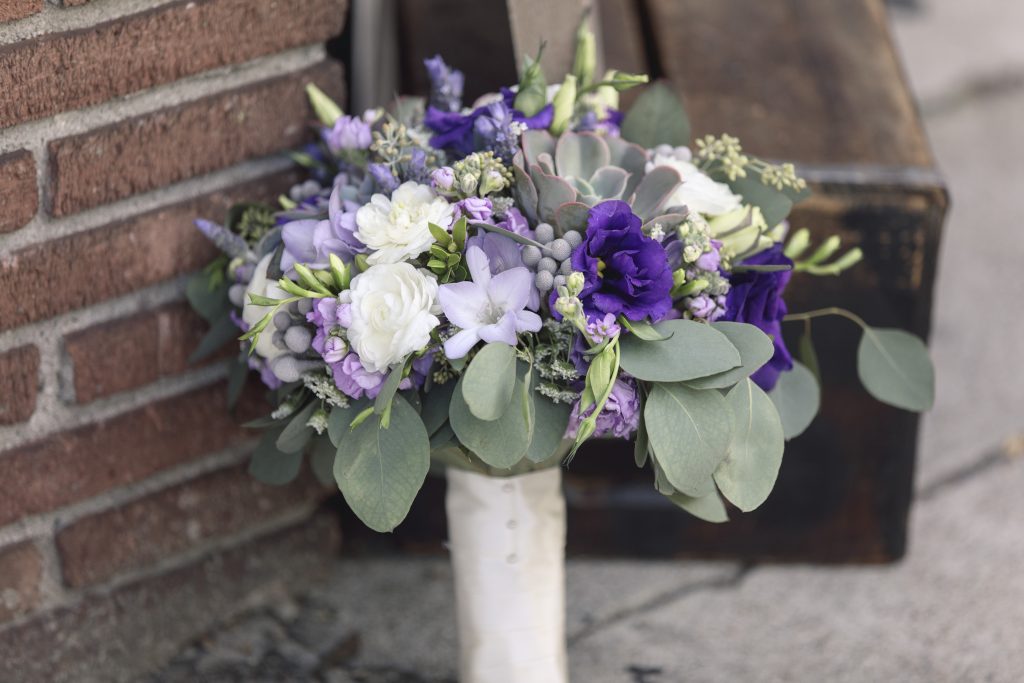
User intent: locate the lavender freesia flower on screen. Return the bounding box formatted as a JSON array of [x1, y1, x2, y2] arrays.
[[424, 55, 464, 112], [722, 244, 794, 390], [281, 185, 364, 272], [466, 231, 539, 310], [566, 378, 640, 439], [324, 114, 372, 152], [568, 201, 673, 322], [438, 245, 542, 358]]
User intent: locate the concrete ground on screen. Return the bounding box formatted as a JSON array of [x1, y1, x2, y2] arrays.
[[148, 1, 1024, 680]]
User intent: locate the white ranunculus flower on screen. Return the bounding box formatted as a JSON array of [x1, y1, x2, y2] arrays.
[[646, 152, 742, 217], [347, 262, 441, 373], [242, 253, 289, 361], [354, 181, 454, 265]]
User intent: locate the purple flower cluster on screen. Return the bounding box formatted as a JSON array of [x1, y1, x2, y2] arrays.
[[424, 88, 553, 159], [566, 377, 641, 439], [281, 185, 364, 271]]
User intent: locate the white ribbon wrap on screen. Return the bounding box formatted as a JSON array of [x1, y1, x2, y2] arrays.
[[445, 467, 568, 683]]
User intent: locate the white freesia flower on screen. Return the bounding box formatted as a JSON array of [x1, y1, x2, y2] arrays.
[[646, 150, 742, 217], [242, 253, 288, 361], [355, 181, 454, 265], [347, 263, 441, 373]]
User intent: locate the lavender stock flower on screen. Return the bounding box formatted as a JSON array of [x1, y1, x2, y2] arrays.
[[324, 114, 372, 152], [424, 55, 464, 112], [566, 378, 640, 439], [438, 245, 541, 358]]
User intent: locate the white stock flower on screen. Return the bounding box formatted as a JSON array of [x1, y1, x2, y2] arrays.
[[347, 263, 441, 373], [242, 253, 288, 361], [646, 151, 742, 217], [354, 181, 454, 265]]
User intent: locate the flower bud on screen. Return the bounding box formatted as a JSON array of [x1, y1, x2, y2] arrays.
[[550, 74, 577, 136], [459, 172, 478, 196], [555, 295, 582, 319], [566, 271, 586, 296], [478, 169, 506, 196], [431, 166, 455, 192]]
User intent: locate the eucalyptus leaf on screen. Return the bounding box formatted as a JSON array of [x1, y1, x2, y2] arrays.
[[727, 176, 793, 228], [334, 394, 429, 532], [462, 343, 517, 421], [249, 430, 302, 485], [421, 381, 456, 436], [309, 435, 337, 486], [634, 411, 649, 468], [768, 361, 821, 440], [684, 322, 774, 390], [621, 81, 691, 148], [226, 358, 248, 409], [857, 327, 935, 412], [645, 383, 732, 496], [526, 396, 571, 463], [449, 363, 535, 469], [619, 319, 741, 382], [186, 272, 229, 323], [429, 421, 457, 449], [374, 363, 406, 425], [328, 399, 366, 447], [189, 316, 239, 363], [471, 222, 546, 249], [276, 401, 317, 454], [667, 488, 729, 523], [714, 379, 785, 511]]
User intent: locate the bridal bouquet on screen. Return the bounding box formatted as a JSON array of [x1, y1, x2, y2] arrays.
[[189, 33, 934, 534]]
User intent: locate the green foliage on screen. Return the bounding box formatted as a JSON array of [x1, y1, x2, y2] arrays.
[[249, 430, 303, 485], [426, 218, 470, 283], [420, 381, 456, 436], [449, 363, 535, 469], [276, 401, 317, 454], [374, 364, 406, 428], [727, 176, 793, 228], [644, 383, 732, 497], [619, 319, 740, 382], [514, 48, 548, 116], [226, 358, 248, 409], [189, 316, 240, 364], [333, 394, 430, 532], [684, 322, 774, 390], [714, 380, 785, 511], [186, 270, 229, 323], [666, 488, 729, 524], [857, 327, 935, 411], [309, 436, 337, 486], [461, 343, 518, 421], [620, 81, 691, 148], [328, 399, 365, 446], [768, 361, 821, 440], [527, 395, 572, 463]]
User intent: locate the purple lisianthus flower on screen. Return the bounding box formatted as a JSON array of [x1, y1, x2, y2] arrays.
[[574, 108, 624, 137], [324, 114, 372, 152], [566, 377, 640, 439], [567, 201, 673, 322], [281, 185, 364, 272], [455, 197, 493, 222], [722, 244, 794, 391], [438, 245, 542, 358], [424, 89, 553, 158], [424, 55, 464, 112]]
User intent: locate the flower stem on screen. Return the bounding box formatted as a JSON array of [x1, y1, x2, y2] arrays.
[[783, 306, 868, 329]]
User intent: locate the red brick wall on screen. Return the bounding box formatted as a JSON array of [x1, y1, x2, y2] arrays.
[[0, 1, 346, 678]]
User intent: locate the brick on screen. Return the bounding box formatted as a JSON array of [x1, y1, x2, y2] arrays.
[[0, 0, 347, 128], [64, 302, 228, 404], [57, 463, 324, 587], [0, 150, 37, 233], [0, 541, 43, 624], [0, 170, 297, 333], [0, 381, 267, 526], [0, 0, 40, 22], [0, 344, 40, 425], [0, 514, 339, 683], [48, 60, 342, 216]]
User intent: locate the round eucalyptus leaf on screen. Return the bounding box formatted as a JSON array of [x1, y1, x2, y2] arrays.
[[644, 383, 732, 496], [309, 435, 337, 486], [276, 402, 317, 454], [768, 361, 820, 440], [714, 379, 785, 511], [450, 364, 535, 469], [620, 81, 691, 149], [857, 327, 935, 411], [421, 380, 457, 436], [620, 319, 741, 382], [249, 430, 302, 485], [526, 396, 571, 463], [685, 322, 774, 389], [462, 342, 518, 421], [666, 488, 729, 523], [333, 394, 429, 532]]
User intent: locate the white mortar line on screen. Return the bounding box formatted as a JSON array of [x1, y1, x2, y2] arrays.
[[1, 0, 202, 46], [0, 43, 329, 254]]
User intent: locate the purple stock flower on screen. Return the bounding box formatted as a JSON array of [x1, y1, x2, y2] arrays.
[[473, 101, 521, 161], [332, 352, 386, 400], [455, 197, 493, 222], [324, 114, 372, 152], [497, 206, 531, 238], [424, 89, 553, 158], [722, 244, 794, 391], [566, 378, 641, 439], [585, 313, 621, 344], [696, 240, 723, 271], [424, 55, 464, 112], [368, 163, 399, 193], [438, 245, 542, 358], [281, 185, 364, 272], [568, 201, 673, 322], [431, 166, 455, 192]]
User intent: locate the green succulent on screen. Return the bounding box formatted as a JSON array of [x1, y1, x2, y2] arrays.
[[513, 130, 688, 235]]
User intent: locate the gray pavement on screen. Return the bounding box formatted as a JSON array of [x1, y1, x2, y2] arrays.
[[148, 1, 1024, 680]]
